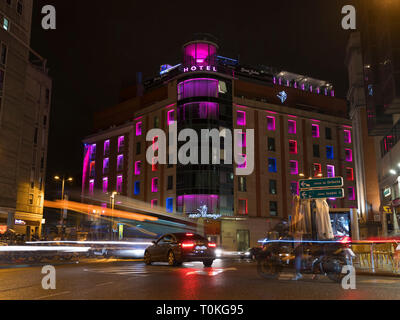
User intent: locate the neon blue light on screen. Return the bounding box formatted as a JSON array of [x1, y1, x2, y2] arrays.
[[166, 198, 174, 213], [277, 91, 288, 103]]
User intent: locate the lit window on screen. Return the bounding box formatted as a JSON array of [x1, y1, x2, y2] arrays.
[[344, 130, 352, 143], [238, 199, 248, 215], [166, 198, 174, 213], [289, 140, 298, 154], [136, 122, 142, 136], [167, 110, 175, 125], [102, 178, 108, 193], [117, 155, 124, 171], [153, 136, 159, 151], [152, 158, 158, 172], [135, 161, 141, 175], [289, 160, 298, 175], [151, 199, 158, 208], [327, 165, 335, 178], [237, 154, 247, 169], [346, 167, 354, 181], [89, 180, 94, 195], [239, 176, 247, 192], [268, 137, 276, 152], [237, 132, 246, 148], [116, 175, 123, 193], [134, 181, 140, 195], [152, 178, 158, 193], [268, 158, 277, 173], [267, 116, 276, 131], [104, 140, 110, 156], [348, 187, 355, 201], [3, 18, 9, 31], [345, 149, 353, 162], [312, 124, 320, 138], [103, 158, 109, 175], [313, 163, 322, 176], [89, 161, 95, 177], [118, 136, 125, 153], [237, 110, 246, 126], [326, 146, 334, 159], [288, 120, 296, 134]]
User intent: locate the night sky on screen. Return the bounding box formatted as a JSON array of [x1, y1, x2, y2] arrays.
[[30, 0, 357, 197]]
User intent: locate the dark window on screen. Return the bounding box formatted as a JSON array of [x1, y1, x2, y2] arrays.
[[136, 142, 141, 155], [34, 128, 38, 144], [290, 182, 299, 195], [325, 127, 332, 140], [270, 201, 278, 216], [313, 144, 320, 158], [154, 116, 160, 128], [167, 176, 173, 190], [289, 140, 297, 154], [268, 137, 276, 152], [17, 1, 23, 15], [1, 44, 7, 65], [269, 180, 277, 195]]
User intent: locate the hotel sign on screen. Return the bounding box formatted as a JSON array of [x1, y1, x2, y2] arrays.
[[183, 66, 218, 73]]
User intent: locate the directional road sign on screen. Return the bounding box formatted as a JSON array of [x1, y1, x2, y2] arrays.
[[300, 188, 344, 200], [299, 177, 343, 190]]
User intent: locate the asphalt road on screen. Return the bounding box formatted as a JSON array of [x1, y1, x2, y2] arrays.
[[1, 259, 400, 300]]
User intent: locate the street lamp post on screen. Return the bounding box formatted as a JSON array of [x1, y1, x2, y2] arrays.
[[54, 176, 73, 240], [110, 191, 118, 241]]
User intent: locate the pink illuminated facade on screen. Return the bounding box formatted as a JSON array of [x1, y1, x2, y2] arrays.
[[82, 37, 356, 249]]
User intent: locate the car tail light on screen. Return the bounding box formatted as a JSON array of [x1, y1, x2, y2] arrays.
[[208, 243, 217, 248], [181, 242, 195, 249], [186, 233, 194, 237]]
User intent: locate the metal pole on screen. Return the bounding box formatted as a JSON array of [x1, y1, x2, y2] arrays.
[[60, 178, 65, 240]]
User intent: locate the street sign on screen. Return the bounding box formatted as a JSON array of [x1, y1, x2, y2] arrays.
[[383, 206, 392, 214], [299, 177, 343, 189], [300, 188, 344, 200]]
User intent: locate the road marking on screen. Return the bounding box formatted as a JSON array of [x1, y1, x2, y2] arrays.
[[95, 282, 114, 287], [359, 279, 399, 285], [35, 291, 71, 300], [186, 267, 237, 277]]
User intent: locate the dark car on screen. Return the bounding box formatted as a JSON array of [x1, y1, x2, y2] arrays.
[[144, 233, 216, 267]]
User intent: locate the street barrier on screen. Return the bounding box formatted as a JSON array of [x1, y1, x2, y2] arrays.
[[351, 241, 400, 274]]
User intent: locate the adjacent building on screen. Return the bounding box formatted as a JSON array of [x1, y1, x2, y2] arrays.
[[347, 0, 400, 236], [82, 37, 356, 250], [0, 0, 52, 238]]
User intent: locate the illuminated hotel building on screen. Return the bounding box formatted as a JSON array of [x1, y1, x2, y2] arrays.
[[82, 36, 356, 249]]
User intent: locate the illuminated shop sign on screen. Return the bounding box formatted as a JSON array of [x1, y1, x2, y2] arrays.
[[384, 187, 391, 198], [188, 205, 221, 220], [15, 219, 26, 225], [183, 66, 218, 73], [0, 225, 7, 234]]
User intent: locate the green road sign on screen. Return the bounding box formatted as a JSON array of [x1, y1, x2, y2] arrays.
[[299, 177, 343, 190], [300, 188, 344, 200]]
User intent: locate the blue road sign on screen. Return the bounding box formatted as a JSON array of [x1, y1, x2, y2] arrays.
[[300, 188, 344, 200], [299, 177, 343, 189]]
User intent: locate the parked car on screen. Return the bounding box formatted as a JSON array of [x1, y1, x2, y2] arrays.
[[144, 233, 216, 267]]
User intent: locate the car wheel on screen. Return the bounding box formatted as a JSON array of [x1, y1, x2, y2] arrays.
[[144, 251, 152, 265], [203, 260, 213, 268], [168, 251, 177, 266]]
